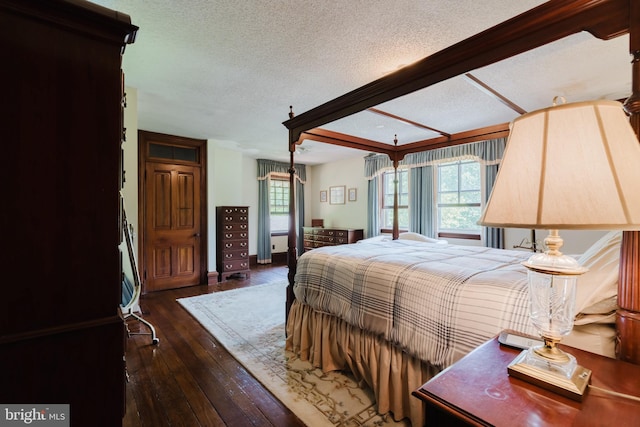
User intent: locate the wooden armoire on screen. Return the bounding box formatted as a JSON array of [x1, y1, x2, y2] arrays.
[[0, 1, 137, 425]]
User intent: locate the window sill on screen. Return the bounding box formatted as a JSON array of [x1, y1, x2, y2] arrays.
[[380, 228, 408, 234], [438, 232, 481, 240]]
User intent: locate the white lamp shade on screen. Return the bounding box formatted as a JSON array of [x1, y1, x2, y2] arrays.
[[479, 100, 640, 229]]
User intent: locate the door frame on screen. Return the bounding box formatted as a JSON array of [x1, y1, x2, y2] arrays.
[[138, 130, 208, 292]]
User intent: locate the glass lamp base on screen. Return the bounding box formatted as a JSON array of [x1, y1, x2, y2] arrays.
[[507, 347, 591, 401]]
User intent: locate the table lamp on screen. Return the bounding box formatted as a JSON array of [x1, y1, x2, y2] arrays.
[[479, 98, 640, 400]]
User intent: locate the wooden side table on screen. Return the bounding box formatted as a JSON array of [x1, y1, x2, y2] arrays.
[[413, 336, 640, 426]]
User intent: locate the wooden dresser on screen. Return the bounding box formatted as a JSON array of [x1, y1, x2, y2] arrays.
[[303, 227, 364, 251], [0, 1, 137, 426], [216, 206, 251, 281]]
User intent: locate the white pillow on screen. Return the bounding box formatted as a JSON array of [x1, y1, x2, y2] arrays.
[[575, 231, 621, 316], [357, 235, 391, 243], [398, 232, 446, 244]]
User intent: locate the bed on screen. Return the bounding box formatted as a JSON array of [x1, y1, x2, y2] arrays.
[[285, 232, 620, 425], [282, 1, 640, 425]]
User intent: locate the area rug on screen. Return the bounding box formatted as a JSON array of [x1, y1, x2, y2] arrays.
[[177, 281, 410, 427]]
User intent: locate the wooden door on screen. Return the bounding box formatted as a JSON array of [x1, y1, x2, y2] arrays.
[[144, 162, 201, 291]]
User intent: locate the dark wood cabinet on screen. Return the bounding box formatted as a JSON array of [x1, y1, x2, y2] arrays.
[[0, 1, 137, 426], [303, 227, 363, 251], [413, 336, 640, 426], [216, 206, 251, 281]]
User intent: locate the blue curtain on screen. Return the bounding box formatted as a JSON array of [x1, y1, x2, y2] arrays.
[[484, 163, 503, 248], [256, 159, 307, 263], [257, 177, 272, 263], [409, 165, 434, 237], [295, 178, 305, 255], [366, 178, 379, 238]]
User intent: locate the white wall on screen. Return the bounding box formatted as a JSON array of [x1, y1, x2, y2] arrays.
[[307, 156, 369, 233], [206, 145, 262, 269], [504, 228, 607, 256]]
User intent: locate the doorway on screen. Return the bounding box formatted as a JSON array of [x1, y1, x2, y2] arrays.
[[138, 131, 207, 292]]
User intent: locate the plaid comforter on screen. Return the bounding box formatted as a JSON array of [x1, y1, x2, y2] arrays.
[[293, 239, 538, 368]]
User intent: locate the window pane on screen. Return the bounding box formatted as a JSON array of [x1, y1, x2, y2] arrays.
[[460, 162, 480, 191], [270, 214, 289, 233], [399, 171, 409, 193], [439, 192, 458, 204], [460, 190, 481, 204], [383, 194, 394, 207], [436, 160, 482, 235], [380, 169, 409, 229], [149, 143, 198, 162], [397, 208, 409, 228], [270, 179, 290, 231], [439, 163, 458, 192], [438, 206, 482, 230], [383, 173, 394, 190], [382, 207, 408, 229], [382, 208, 393, 228]]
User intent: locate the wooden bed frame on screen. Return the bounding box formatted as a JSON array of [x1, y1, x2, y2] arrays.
[[283, 0, 640, 365]]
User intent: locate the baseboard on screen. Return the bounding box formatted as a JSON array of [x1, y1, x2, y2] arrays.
[[207, 271, 219, 285], [249, 252, 287, 266]]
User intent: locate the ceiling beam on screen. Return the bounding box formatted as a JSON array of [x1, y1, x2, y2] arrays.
[[297, 122, 510, 161], [366, 107, 452, 137], [284, 0, 629, 146], [298, 128, 395, 157], [463, 73, 527, 115]]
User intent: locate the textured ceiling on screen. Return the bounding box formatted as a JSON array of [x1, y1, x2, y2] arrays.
[[91, 0, 631, 165]]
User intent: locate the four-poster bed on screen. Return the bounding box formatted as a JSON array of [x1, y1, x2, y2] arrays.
[[283, 0, 639, 424]]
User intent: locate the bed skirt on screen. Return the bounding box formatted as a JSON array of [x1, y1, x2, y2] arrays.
[[285, 300, 441, 427]]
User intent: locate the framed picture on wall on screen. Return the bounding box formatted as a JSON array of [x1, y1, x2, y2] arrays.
[[348, 188, 357, 202], [329, 185, 346, 204], [320, 190, 327, 202]]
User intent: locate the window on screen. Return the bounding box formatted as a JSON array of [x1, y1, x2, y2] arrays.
[[437, 160, 482, 236], [270, 178, 289, 233], [381, 169, 409, 230]]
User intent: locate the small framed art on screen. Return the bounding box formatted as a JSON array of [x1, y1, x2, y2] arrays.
[[320, 190, 327, 202], [348, 188, 357, 202], [329, 185, 346, 204]]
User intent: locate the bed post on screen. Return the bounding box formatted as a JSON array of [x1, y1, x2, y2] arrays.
[[392, 135, 400, 240], [618, 0, 640, 365], [286, 106, 297, 324]]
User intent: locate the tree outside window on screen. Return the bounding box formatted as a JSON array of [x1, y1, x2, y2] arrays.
[[437, 160, 481, 234]]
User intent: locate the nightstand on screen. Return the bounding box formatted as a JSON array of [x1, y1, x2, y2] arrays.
[[413, 335, 640, 426]]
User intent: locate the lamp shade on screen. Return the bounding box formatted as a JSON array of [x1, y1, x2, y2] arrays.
[[479, 100, 640, 230]]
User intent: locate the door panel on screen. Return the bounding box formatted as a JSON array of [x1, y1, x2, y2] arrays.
[[145, 162, 201, 292]]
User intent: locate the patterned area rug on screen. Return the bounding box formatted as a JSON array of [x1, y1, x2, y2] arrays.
[[177, 281, 410, 427]]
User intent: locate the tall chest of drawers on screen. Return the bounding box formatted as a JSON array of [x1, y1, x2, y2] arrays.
[[216, 206, 251, 281]]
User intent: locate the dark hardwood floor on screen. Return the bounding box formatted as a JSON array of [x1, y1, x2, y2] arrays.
[[122, 262, 305, 427]]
